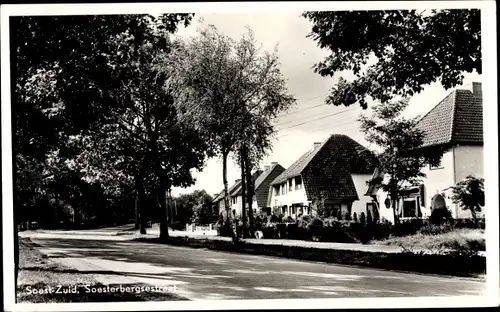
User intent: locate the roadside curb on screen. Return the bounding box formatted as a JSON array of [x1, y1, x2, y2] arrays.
[[134, 236, 486, 279]]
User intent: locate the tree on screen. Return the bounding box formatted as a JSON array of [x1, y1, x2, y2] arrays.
[[311, 194, 326, 218], [165, 24, 295, 227], [358, 99, 445, 224], [10, 14, 198, 285], [302, 9, 481, 108], [447, 175, 485, 226]]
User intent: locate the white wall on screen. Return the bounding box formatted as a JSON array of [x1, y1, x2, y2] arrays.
[[231, 195, 242, 216], [420, 149, 456, 218], [453, 145, 484, 218], [351, 174, 373, 218], [268, 178, 309, 209]]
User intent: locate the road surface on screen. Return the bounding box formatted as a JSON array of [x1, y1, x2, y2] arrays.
[[25, 234, 485, 300]]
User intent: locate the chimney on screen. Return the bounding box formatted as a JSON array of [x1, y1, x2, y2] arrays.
[[314, 142, 322, 149], [264, 165, 270, 171], [235, 179, 241, 183], [271, 162, 278, 165], [471, 82, 482, 98]]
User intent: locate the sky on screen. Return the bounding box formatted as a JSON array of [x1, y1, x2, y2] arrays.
[[170, 12, 482, 197]]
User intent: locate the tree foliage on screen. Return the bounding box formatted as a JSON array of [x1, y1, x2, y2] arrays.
[[11, 14, 203, 236], [164, 24, 296, 221], [302, 9, 481, 108], [358, 99, 446, 223], [447, 176, 485, 225]]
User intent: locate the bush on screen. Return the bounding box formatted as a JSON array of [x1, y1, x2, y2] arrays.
[[344, 212, 351, 221], [429, 208, 453, 225], [453, 218, 486, 230], [353, 212, 358, 223], [282, 216, 295, 223], [419, 223, 454, 235], [253, 211, 267, 232], [366, 210, 373, 224], [307, 218, 324, 240], [360, 212, 366, 224], [269, 213, 282, 223], [216, 220, 235, 237]]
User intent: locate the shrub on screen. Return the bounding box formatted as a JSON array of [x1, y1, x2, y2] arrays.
[[282, 216, 295, 223], [366, 210, 373, 224], [253, 211, 267, 232], [353, 212, 358, 223], [269, 213, 282, 223], [360, 212, 366, 224], [373, 207, 380, 223], [336, 209, 342, 220], [344, 212, 351, 221], [217, 220, 235, 237], [429, 208, 453, 225], [307, 218, 324, 240]]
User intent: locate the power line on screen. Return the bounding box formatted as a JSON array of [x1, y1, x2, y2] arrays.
[[276, 94, 329, 118], [276, 107, 356, 131], [276, 118, 359, 139]]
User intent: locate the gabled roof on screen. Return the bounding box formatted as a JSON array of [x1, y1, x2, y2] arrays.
[[213, 179, 242, 202], [254, 163, 285, 190], [232, 170, 263, 196], [271, 134, 379, 202], [417, 84, 483, 148], [271, 141, 326, 185]]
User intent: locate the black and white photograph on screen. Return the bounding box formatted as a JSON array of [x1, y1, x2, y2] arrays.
[[1, 1, 498, 311]]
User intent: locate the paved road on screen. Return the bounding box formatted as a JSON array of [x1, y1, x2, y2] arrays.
[[26, 234, 486, 300]]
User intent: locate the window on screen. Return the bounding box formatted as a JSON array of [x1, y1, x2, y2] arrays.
[[402, 199, 417, 218], [289, 179, 293, 192], [295, 176, 302, 190], [281, 183, 286, 195], [231, 197, 237, 205], [274, 186, 279, 196]]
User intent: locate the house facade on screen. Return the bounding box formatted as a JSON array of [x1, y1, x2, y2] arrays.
[[366, 82, 484, 222], [214, 163, 285, 217], [268, 134, 379, 219]]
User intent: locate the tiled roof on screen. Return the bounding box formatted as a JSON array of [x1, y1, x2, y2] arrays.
[[271, 134, 379, 202], [213, 179, 242, 202], [255, 164, 281, 190], [232, 170, 263, 196], [271, 142, 326, 185], [254, 163, 285, 208], [417, 85, 483, 148]]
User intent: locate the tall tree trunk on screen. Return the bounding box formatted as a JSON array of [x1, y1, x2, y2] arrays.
[[14, 207, 19, 299], [240, 148, 247, 238], [159, 182, 169, 242], [222, 151, 231, 222], [134, 189, 139, 229], [136, 176, 147, 235], [245, 154, 255, 237]]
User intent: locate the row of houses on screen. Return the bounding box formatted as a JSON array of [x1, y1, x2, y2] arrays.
[[214, 82, 484, 223]]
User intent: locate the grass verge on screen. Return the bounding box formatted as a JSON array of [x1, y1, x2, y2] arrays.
[[372, 228, 485, 252], [17, 237, 187, 303], [134, 236, 485, 279]]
